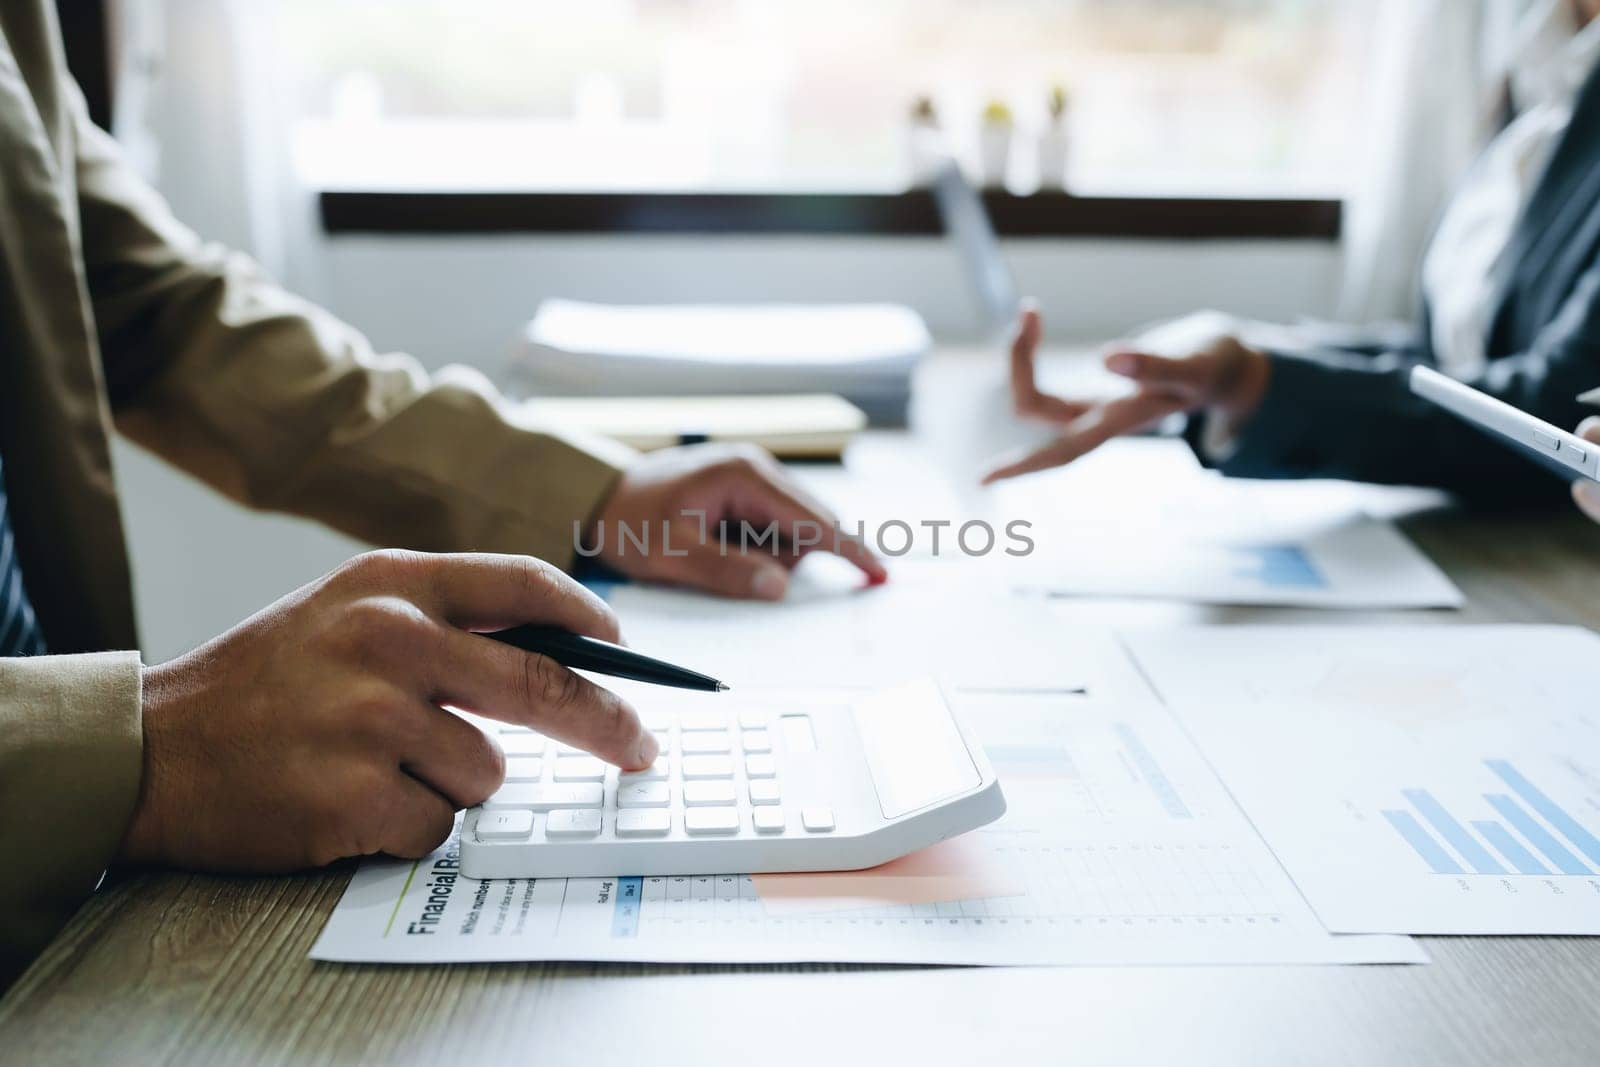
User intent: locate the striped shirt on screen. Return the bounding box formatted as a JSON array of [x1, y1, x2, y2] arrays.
[[0, 453, 46, 656]]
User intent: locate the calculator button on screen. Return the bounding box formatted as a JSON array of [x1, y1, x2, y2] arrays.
[[748, 781, 781, 806], [484, 783, 604, 811], [615, 810, 672, 837], [499, 734, 545, 756], [738, 711, 770, 730], [554, 741, 587, 754], [679, 713, 727, 731], [553, 756, 608, 782], [744, 755, 777, 778], [619, 758, 669, 782], [752, 808, 786, 834], [682, 755, 735, 779], [680, 730, 731, 754], [684, 780, 737, 806], [740, 730, 772, 754], [802, 807, 835, 833], [641, 713, 673, 731], [498, 724, 534, 735], [684, 808, 741, 835], [503, 757, 544, 782], [476, 809, 534, 839], [545, 809, 603, 837], [618, 781, 671, 808]]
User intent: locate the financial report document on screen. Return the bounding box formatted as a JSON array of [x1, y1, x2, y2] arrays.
[[311, 684, 1419, 965], [1125, 625, 1600, 934]]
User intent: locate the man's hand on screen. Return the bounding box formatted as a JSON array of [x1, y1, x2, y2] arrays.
[[980, 304, 1273, 484], [1574, 418, 1600, 522], [119, 550, 655, 872], [587, 444, 888, 600]]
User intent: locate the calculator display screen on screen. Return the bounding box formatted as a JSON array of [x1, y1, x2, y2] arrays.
[[854, 680, 981, 819]]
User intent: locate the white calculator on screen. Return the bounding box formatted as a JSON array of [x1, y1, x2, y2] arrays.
[[459, 679, 1005, 879]]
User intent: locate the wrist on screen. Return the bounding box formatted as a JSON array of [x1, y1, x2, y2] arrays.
[[1216, 346, 1272, 423], [118, 663, 178, 866]]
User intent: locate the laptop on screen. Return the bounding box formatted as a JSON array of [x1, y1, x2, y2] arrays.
[[930, 159, 1021, 341]]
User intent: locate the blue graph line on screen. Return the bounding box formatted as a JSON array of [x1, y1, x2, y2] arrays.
[[1485, 793, 1591, 875], [1485, 760, 1600, 866], [1114, 723, 1191, 819], [1402, 789, 1505, 874], [1383, 809, 1463, 874], [1471, 820, 1549, 875]]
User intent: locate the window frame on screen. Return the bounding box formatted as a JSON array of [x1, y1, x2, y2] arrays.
[[319, 189, 1341, 240]]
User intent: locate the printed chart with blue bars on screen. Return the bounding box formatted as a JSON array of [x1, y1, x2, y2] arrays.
[[1383, 760, 1600, 878]]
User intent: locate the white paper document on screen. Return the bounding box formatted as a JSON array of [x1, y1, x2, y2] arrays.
[[605, 561, 1095, 694], [1125, 625, 1600, 934], [988, 440, 1463, 609], [311, 688, 1420, 966]]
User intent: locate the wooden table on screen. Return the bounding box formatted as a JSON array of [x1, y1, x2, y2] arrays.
[[6, 355, 1600, 1066]]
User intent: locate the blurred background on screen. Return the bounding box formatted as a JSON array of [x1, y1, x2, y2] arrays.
[[59, 0, 1522, 654]]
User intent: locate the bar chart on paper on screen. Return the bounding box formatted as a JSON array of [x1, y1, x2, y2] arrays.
[[1125, 625, 1600, 934], [1382, 761, 1600, 879]]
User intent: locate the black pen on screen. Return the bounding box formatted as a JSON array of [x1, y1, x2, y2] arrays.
[[486, 624, 728, 692]]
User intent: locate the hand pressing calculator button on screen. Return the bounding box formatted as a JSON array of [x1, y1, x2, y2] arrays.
[[460, 679, 1006, 879]]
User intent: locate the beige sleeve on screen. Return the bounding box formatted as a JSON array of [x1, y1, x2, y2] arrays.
[[0, 653, 142, 987], [69, 90, 632, 568]]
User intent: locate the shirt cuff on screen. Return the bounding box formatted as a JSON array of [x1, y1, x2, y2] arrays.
[[0, 651, 143, 986]]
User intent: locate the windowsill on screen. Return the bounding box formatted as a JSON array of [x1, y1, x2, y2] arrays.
[[318, 188, 1342, 240]]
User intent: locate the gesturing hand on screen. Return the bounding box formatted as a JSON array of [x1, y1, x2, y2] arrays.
[[980, 304, 1273, 484], [588, 444, 888, 601], [120, 550, 655, 872]]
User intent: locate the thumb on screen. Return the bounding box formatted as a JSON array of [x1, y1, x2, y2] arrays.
[[660, 543, 790, 601]]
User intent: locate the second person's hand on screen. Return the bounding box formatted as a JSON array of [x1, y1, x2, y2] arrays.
[[980, 304, 1274, 484]]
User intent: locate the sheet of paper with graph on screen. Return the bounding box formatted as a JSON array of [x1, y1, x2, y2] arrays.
[[311, 684, 1420, 965], [1125, 625, 1600, 934], [985, 439, 1462, 609]]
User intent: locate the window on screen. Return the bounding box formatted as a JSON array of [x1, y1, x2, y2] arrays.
[[279, 0, 1374, 199]]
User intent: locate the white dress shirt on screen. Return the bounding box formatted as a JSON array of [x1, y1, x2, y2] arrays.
[[1421, 0, 1600, 375]]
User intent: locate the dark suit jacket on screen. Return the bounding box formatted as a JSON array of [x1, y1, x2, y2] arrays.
[[1195, 61, 1600, 507]]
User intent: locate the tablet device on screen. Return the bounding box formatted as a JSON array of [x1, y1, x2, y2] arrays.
[[1410, 365, 1600, 481]]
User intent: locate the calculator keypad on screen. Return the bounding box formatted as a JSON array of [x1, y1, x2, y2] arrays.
[[476, 711, 821, 843]]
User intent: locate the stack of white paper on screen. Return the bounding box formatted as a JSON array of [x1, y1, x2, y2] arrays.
[[511, 300, 930, 422]]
